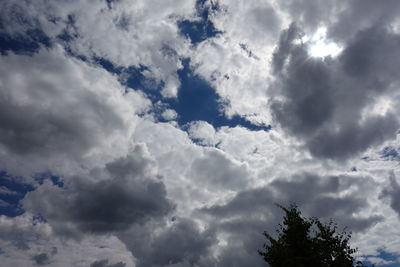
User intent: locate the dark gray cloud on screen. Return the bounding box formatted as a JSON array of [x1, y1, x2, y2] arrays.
[[272, 22, 305, 74], [0, 47, 140, 175], [203, 173, 380, 231], [23, 146, 174, 236], [270, 23, 400, 160], [33, 248, 57, 266], [307, 114, 398, 159], [0, 49, 123, 156], [216, 228, 266, 267], [271, 174, 382, 230], [200, 172, 381, 267], [277, 0, 339, 33], [33, 253, 50, 266], [90, 259, 126, 267], [271, 23, 336, 138], [341, 25, 400, 82], [143, 219, 215, 267], [118, 218, 217, 267], [277, 0, 400, 44], [330, 0, 400, 41], [380, 172, 400, 217]]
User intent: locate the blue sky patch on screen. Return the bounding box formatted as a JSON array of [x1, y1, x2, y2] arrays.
[[0, 172, 34, 217], [167, 58, 271, 131], [381, 146, 399, 161], [178, 0, 223, 44], [94, 57, 163, 98], [105, 0, 120, 9], [56, 15, 79, 43], [35, 173, 64, 188], [0, 29, 51, 55], [0, 172, 63, 217], [95, 56, 124, 75], [178, 19, 222, 44], [95, 56, 271, 132], [363, 250, 400, 267]]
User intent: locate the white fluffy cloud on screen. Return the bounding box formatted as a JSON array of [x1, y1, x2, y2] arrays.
[[0, 46, 146, 176], [0, 0, 197, 97]]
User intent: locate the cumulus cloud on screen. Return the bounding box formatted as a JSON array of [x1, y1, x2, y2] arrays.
[[330, 0, 400, 41], [0, 214, 134, 266], [0, 214, 51, 250], [187, 121, 216, 146], [202, 173, 380, 228], [381, 172, 400, 217], [199, 172, 384, 266], [185, 0, 281, 123], [23, 145, 173, 237], [133, 120, 257, 210], [1, 0, 400, 266], [118, 218, 217, 267], [161, 109, 178, 121], [0, 46, 146, 175], [270, 23, 400, 160], [189, 148, 250, 190], [0, 0, 196, 97]]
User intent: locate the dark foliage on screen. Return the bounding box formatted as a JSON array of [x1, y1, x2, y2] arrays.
[[259, 204, 357, 267]]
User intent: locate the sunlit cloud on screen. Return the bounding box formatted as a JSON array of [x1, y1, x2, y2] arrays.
[[308, 27, 342, 58]]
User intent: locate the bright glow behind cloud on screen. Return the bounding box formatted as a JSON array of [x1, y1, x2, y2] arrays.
[[308, 27, 342, 58]]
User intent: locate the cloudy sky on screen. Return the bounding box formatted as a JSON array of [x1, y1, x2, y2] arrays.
[[0, 0, 400, 266]]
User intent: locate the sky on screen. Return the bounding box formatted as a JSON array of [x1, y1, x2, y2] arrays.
[[0, 0, 400, 266]]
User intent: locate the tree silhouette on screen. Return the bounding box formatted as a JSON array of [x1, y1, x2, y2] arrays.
[[259, 204, 357, 267]]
